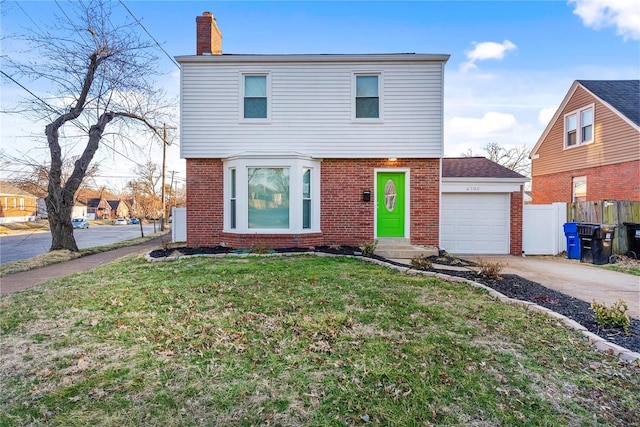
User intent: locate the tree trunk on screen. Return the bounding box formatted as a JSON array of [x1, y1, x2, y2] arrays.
[[46, 188, 78, 251]]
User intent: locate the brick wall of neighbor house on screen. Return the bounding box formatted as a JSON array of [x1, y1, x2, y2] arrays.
[[510, 188, 524, 255], [532, 160, 640, 204], [187, 158, 441, 249]]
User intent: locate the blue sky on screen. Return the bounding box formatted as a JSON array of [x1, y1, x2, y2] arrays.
[[1, 0, 639, 190]]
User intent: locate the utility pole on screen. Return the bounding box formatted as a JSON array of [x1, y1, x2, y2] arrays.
[[159, 123, 177, 231], [161, 123, 167, 231]]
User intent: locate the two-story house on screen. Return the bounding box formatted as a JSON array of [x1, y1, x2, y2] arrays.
[[177, 12, 449, 251], [530, 80, 640, 204]]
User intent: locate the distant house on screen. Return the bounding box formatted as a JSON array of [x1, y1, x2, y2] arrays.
[[530, 80, 640, 204], [0, 181, 38, 224], [107, 199, 130, 219], [87, 197, 111, 219], [36, 198, 87, 219]]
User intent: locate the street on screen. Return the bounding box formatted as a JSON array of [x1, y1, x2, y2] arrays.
[[0, 223, 161, 264]]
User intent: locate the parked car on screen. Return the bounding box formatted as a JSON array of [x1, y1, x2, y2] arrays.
[[71, 218, 89, 229], [129, 218, 140, 224], [114, 218, 128, 225]]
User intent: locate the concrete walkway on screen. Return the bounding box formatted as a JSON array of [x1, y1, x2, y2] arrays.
[[464, 255, 640, 319], [1, 237, 163, 295]]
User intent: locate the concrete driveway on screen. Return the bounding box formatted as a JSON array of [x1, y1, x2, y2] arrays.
[[464, 255, 640, 319]]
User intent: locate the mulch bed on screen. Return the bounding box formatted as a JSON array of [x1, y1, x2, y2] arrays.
[[148, 246, 639, 353]]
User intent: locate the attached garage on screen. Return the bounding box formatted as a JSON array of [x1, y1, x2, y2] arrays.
[[440, 158, 528, 255], [441, 193, 510, 254]]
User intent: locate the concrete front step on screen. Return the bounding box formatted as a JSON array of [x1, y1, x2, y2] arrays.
[[374, 239, 439, 259]]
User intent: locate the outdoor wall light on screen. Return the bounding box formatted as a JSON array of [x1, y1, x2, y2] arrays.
[[388, 157, 397, 161]]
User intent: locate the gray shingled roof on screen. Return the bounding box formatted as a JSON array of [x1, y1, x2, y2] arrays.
[[578, 80, 640, 127], [442, 157, 527, 179]]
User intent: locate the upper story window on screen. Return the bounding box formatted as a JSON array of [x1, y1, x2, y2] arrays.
[[564, 104, 594, 148], [354, 73, 381, 120], [243, 74, 269, 120], [19, 198, 24, 210]]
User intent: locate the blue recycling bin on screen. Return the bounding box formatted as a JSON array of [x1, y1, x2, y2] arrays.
[[563, 222, 580, 259]]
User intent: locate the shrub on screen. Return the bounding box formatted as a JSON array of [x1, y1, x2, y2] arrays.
[[591, 299, 630, 332], [359, 240, 378, 257], [477, 259, 505, 280], [410, 254, 433, 271], [249, 242, 272, 254]]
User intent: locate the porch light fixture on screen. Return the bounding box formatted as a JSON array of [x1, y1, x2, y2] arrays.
[[388, 157, 397, 162]]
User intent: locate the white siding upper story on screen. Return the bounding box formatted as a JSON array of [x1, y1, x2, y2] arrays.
[[176, 54, 449, 159]]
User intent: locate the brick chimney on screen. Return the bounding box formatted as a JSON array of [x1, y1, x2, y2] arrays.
[[196, 11, 222, 55]]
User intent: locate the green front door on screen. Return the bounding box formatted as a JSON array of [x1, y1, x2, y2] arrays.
[[376, 172, 405, 237]]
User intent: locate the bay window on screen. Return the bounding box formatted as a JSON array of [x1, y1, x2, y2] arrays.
[[225, 156, 320, 233]]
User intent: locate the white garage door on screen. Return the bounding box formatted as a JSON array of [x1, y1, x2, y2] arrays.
[[441, 193, 510, 254]]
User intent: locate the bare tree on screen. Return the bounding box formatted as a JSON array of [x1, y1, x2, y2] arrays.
[[463, 142, 530, 176], [4, 0, 172, 251], [4, 152, 100, 200], [129, 161, 162, 220]]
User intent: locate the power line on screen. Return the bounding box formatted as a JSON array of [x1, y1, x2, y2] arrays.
[[118, 0, 180, 70], [0, 70, 61, 116]]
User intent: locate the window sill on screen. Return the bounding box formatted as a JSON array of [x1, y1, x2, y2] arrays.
[[564, 140, 594, 150], [224, 229, 321, 234]]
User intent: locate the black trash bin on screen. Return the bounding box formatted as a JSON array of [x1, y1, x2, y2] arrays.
[[578, 223, 616, 265], [623, 222, 640, 259]]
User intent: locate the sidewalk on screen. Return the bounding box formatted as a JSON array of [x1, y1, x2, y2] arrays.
[[1, 238, 163, 295]]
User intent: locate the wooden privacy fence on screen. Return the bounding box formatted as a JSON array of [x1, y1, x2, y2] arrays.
[[567, 200, 640, 254]]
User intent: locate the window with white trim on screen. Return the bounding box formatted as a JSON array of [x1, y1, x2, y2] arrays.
[[353, 73, 381, 120], [225, 156, 321, 233], [242, 74, 269, 119], [19, 198, 24, 210], [230, 168, 237, 229], [564, 104, 594, 148], [572, 176, 586, 202]]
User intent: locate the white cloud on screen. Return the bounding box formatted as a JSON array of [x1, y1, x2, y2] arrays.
[[449, 112, 519, 136], [460, 40, 517, 72], [538, 107, 557, 126], [569, 0, 640, 40]]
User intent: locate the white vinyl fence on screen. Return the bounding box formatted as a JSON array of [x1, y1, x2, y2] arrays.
[[171, 207, 187, 243], [522, 203, 567, 255]]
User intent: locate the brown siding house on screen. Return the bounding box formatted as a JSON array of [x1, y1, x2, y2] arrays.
[[530, 80, 639, 204], [0, 181, 39, 224]]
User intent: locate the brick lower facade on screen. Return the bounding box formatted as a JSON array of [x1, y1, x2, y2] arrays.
[[186, 158, 440, 249], [532, 160, 640, 204]]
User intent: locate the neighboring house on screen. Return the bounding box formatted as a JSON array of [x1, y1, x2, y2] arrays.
[[71, 202, 87, 219], [107, 200, 130, 219], [177, 13, 525, 255], [87, 197, 112, 219], [441, 158, 528, 255], [0, 181, 38, 224], [530, 80, 640, 204]]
